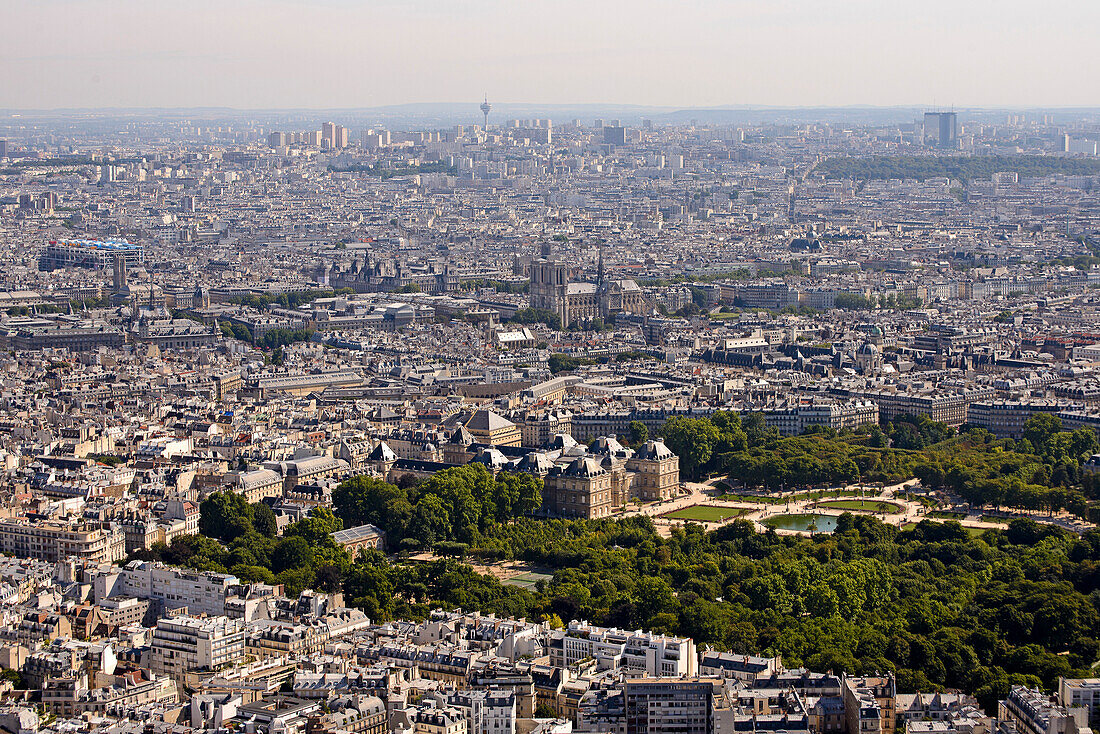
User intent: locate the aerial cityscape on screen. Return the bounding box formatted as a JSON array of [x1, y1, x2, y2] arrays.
[[1, 2, 1100, 734]]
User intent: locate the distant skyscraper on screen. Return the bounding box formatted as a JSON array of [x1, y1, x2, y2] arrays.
[[321, 121, 337, 148], [0, 140, 8, 158], [362, 130, 384, 149], [268, 131, 286, 148], [604, 126, 627, 146], [923, 112, 958, 149], [480, 96, 492, 129]]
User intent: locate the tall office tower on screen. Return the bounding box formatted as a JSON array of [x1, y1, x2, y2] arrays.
[[594, 118, 604, 129], [923, 112, 958, 149], [334, 125, 348, 148], [0, 140, 7, 158], [321, 121, 337, 147], [603, 126, 627, 146], [268, 131, 286, 148]]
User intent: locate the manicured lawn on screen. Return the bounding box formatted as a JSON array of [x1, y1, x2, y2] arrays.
[[929, 510, 966, 520], [717, 488, 865, 504], [663, 505, 748, 522], [815, 499, 903, 514]]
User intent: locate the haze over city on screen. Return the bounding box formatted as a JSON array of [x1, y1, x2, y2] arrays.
[[3, 0, 1099, 110]]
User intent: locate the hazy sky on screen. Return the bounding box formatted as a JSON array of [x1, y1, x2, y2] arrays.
[[3, 0, 1097, 110]]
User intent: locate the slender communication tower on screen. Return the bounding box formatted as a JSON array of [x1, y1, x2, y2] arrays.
[[480, 95, 492, 129]]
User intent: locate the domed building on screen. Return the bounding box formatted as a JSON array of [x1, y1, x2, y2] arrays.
[[855, 342, 883, 374]]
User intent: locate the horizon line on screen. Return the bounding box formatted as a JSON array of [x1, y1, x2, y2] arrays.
[[3, 103, 1100, 115]]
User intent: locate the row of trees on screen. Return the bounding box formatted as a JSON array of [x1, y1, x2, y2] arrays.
[[228, 289, 352, 311], [508, 308, 562, 330], [829, 293, 923, 311], [659, 409, 1100, 520], [657, 411, 925, 484], [218, 321, 316, 350], [332, 465, 543, 551], [139, 493, 347, 595], [460, 279, 529, 294], [913, 418, 1099, 518]]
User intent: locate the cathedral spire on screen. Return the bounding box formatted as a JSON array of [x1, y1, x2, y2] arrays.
[[597, 243, 605, 288]]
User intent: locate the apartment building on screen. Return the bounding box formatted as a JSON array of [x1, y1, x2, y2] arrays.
[[226, 468, 283, 503], [843, 675, 896, 734], [95, 561, 239, 617], [1059, 679, 1100, 726], [246, 620, 330, 659], [966, 401, 1064, 439], [763, 400, 879, 437], [857, 387, 994, 427], [699, 652, 783, 682], [307, 695, 387, 734], [1000, 686, 1092, 734], [623, 679, 716, 734], [149, 615, 246, 684], [441, 688, 518, 734], [0, 519, 125, 563], [549, 622, 697, 678], [41, 671, 177, 717], [414, 707, 469, 734]]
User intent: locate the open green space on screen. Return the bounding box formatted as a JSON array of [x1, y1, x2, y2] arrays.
[[815, 499, 903, 514], [763, 513, 839, 533], [662, 505, 749, 522], [503, 571, 554, 589], [930, 510, 966, 520], [901, 521, 987, 539]]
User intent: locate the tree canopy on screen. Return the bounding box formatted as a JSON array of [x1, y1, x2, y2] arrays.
[[333, 466, 542, 550]]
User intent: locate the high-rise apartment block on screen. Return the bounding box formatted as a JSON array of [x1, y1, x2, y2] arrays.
[[923, 112, 958, 149]]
